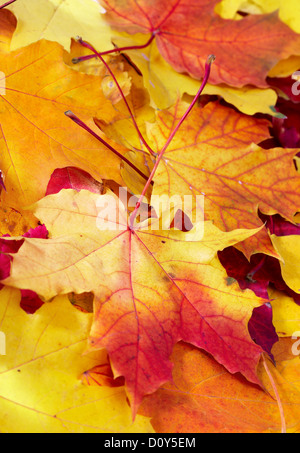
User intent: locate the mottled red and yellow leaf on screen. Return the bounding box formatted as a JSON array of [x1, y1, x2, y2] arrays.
[[2, 188, 264, 414], [146, 100, 300, 257], [99, 0, 300, 87]]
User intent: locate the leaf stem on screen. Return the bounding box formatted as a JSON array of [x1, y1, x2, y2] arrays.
[[0, 0, 17, 8], [76, 37, 156, 157], [64, 111, 151, 183], [72, 33, 156, 63], [129, 55, 215, 228]]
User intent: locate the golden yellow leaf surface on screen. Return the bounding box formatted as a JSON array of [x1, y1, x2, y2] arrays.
[[0, 287, 153, 433], [0, 206, 37, 236], [271, 234, 300, 294], [0, 31, 127, 211], [269, 288, 300, 337], [2, 188, 264, 414], [7, 0, 114, 51], [216, 0, 300, 33]]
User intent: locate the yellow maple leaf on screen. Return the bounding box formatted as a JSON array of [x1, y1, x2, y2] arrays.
[[269, 288, 300, 337], [0, 286, 153, 433], [7, 0, 113, 51]]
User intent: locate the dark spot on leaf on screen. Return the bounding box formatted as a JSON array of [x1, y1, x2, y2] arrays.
[[8, 222, 16, 232], [226, 277, 236, 286]]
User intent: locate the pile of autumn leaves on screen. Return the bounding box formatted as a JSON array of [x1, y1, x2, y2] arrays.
[[1, 0, 300, 433]]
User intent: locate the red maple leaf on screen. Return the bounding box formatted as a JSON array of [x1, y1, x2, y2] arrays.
[[99, 0, 300, 86]]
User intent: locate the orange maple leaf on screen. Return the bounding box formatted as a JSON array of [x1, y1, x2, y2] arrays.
[[0, 12, 128, 211], [139, 341, 300, 433], [146, 99, 300, 256]]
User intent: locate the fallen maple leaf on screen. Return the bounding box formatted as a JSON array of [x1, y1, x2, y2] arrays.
[[0, 14, 129, 211], [7, 0, 113, 52], [138, 341, 300, 433], [144, 99, 300, 256], [99, 0, 300, 87], [270, 233, 300, 295], [0, 286, 153, 433], [2, 188, 264, 414]]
